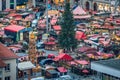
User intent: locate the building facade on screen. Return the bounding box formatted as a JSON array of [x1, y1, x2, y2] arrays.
[[81, 0, 120, 13], [91, 59, 120, 80], [0, 0, 16, 11], [0, 43, 18, 80], [0, 0, 36, 11], [0, 59, 17, 80]]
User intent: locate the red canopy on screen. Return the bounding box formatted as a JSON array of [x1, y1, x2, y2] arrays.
[[7, 13, 21, 17], [75, 60, 89, 65], [53, 25, 61, 31], [4, 25, 25, 32], [53, 53, 73, 61], [75, 31, 86, 40], [48, 54, 55, 58], [57, 67, 67, 73]]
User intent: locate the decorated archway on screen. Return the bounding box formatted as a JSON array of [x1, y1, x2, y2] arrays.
[[94, 3, 97, 11], [86, 1, 90, 10]]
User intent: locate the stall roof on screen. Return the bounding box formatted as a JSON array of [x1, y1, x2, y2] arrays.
[[57, 67, 67, 73], [75, 31, 86, 40], [4, 25, 25, 32], [18, 61, 35, 70], [54, 53, 73, 61], [0, 59, 6, 67], [53, 25, 61, 31], [47, 70, 59, 74], [73, 6, 86, 15], [73, 6, 91, 19]]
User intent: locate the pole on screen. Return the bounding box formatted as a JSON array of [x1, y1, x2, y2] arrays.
[[46, 0, 49, 33]]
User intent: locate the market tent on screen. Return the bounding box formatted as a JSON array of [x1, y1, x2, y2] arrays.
[[18, 61, 35, 70], [53, 53, 73, 61], [73, 6, 87, 15], [4, 25, 25, 32], [75, 31, 86, 40], [73, 6, 91, 19]]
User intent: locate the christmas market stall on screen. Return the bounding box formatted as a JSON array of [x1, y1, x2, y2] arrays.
[[44, 69, 59, 79], [44, 37, 57, 50], [52, 25, 61, 35], [18, 61, 35, 79], [4, 25, 32, 42], [53, 53, 73, 68], [56, 67, 68, 76], [73, 6, 91, 20]]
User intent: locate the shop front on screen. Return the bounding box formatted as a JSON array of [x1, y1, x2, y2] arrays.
[[98, 3, 110, 12], [16, 5, 26, 10]]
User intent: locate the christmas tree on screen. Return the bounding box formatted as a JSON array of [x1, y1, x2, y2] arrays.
[[58, 1, 77, 52]]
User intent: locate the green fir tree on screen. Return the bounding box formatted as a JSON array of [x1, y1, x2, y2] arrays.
[[58, 1, 77, 52]]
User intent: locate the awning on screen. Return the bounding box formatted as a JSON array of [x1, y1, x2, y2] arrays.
[[18, 61, 35, 70]]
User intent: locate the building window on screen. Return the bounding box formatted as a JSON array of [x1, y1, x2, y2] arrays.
[[5, 76, 10, 80], [5, 64, 10, 71], [10, 5, 14, 9], [10, 0, 14, 9], [2, 0, 6, 10], [10, 0, 14, 3]]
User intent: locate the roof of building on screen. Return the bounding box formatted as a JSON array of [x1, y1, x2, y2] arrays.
[[0, 43, 18, 59], [0, 59, 6, 67], [91, 59, 120, 78], [93, 59, 120, 71]]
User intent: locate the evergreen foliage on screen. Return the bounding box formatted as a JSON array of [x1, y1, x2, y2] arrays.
[[58, 1, 77, 51]]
